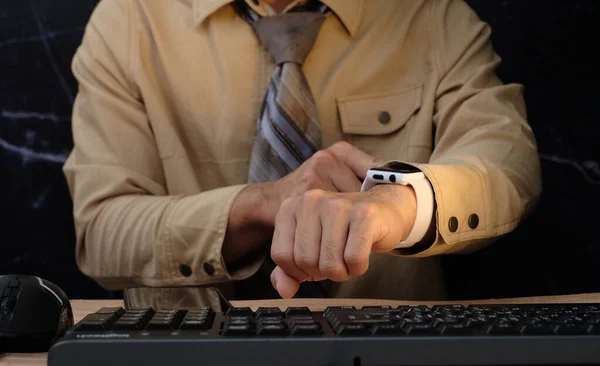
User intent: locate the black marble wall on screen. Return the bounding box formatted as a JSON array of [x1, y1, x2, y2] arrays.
[[0, 0, 598, 299]]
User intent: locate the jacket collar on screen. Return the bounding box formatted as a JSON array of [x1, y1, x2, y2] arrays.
[[193, 0, 362, 36]]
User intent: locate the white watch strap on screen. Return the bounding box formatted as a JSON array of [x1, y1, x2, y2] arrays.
[[361, 170, 435, 248]]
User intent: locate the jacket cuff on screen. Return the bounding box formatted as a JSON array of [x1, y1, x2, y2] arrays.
[[391, 160, 501, 257], [164, 184, 265, 285]]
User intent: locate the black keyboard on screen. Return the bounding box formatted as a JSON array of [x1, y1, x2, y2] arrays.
[[48, 303, 600, 366]]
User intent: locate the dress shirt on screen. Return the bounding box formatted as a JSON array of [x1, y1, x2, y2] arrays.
[[63, 0, 542, 300]]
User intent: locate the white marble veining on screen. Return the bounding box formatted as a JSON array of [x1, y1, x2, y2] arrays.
[[540, 153, 600, 185], [32, 188, 50, 209], [0, 135, 68, 164], [29, 2, 75, 105], [1, 110, 70, 122], [0, 27, 83, 49]]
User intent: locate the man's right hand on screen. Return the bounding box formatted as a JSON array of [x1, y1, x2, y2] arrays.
[[222, 142, 381, 265], [262, 141, 382, 224]]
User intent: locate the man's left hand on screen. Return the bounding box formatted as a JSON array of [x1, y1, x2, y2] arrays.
[[269, 184, 417, 299]]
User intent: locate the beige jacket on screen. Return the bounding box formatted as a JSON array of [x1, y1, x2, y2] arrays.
[[63, 0, 541, 300]]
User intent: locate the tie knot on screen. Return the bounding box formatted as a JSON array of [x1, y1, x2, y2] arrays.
[[252, 12, 325, 65]]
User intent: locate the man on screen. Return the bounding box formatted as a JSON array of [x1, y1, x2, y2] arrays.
[[63, 0, 541, 301]]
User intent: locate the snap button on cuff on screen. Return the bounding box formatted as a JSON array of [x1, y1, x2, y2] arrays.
[[203, 262, 216, 275], [448, 217, 459, 233], [468, 214, 479, 229], [179, 264, 192, 277]]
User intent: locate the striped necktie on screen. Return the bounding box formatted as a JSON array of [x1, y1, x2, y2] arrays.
[[233, 0, 330, 298], [234, 0, 328, 182]]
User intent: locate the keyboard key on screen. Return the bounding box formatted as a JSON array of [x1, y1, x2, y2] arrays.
[[96, 307, 126, 317], [285, 307, 312, 316], [432, 305, 466, 314], [401, 318, 432, 327], [522, 324, 557, 335], [257, 318, 285, 329], [555, 324, 590, 335], [76, 320, 111, 331], [440, 324, 479, 335], [433, 316, 465, 327], [291, 324, 323, 336], [287, 317, 318, 327], [77, 313, 119, 330], [124, 308, 155, 324], [487, 323, 522, 335], [362, 305, 394, 310], [404, 324, 440, 335], [226, 307, 254, 317], [113, 320, 145, 330], [398, 306, 431, 315], [588, 325, 600, 335], [146, 310, 185, 330], [255, 307, 283, 318], [335, 324, 370, 336], [257, 324, 288, 336], [372, 324, 403, 335], [180, 320, 212, 330], [187, 307, 212, 314], [324, 306, 356, 318], [223, 324, 254, 336]]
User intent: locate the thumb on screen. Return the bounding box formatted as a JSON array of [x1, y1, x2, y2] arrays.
[[271, 266, 301, 299], [328, 142, 383, 179]]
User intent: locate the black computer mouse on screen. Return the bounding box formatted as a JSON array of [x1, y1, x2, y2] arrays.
[[0, 274, 73, 352]]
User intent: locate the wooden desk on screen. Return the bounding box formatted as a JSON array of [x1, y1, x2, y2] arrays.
[[3, 293, 600, 366]]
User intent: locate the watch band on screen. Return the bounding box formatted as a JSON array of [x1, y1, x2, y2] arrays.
[[360, 168, 435, 248]]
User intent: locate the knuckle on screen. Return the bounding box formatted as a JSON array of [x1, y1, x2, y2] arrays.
[[344, 251, 369, 275], [311, 149, 336, 165], [299, 171, 320, 191], [320, 262, 348, 281], [326, 197, 350, 216], [271, 249, 292, 266], [302, 189, 326, 206], [353, 202, 378, 221], [330, 141, 352, 152], [278, 197, 295, 216], [295, 254, 317, 269]]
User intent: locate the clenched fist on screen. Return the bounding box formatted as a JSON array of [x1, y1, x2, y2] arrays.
[[222, 142, 383, 269], [270, 184, 417, 299]]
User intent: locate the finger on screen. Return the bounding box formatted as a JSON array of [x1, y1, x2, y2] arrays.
[[318, 199, 351, 282], [326, 158, 363, 193], [344, 212, 375, 277], [271, 198, 311, 284], [271, 266, 300, 299], [294, 191, 323, 278], [327, 141, 383, 179], [308, 150, 356, 192]]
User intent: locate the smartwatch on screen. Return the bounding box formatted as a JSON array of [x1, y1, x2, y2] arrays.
[[360, 162, 434, 248]]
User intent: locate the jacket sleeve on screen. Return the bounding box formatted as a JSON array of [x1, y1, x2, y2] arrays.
[[394, 0, 542, 257], [63, 0, 261, 289]]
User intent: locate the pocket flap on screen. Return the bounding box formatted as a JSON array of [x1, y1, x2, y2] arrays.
[[337, 84, 423, 135]]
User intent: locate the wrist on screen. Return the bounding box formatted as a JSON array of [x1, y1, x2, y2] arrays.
[[223, 183, 277, 266], [232, 182, 279, 228], [369, 184, 417, 241]]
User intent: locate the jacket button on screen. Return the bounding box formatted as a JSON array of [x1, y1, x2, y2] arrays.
[[179, 264, 192, 277], [378, 111, 391, 124], [448, 217, 459, 233], [203, 262, 216, 275], [468, 214, 479, 229]]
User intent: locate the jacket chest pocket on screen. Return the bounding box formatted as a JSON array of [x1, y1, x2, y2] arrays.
[[336, 84, 423, 160]]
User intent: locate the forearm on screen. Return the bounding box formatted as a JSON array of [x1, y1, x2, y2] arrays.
[[73, 183, 259, 289]]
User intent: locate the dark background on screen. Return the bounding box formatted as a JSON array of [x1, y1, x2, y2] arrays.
[[1, 0, 598, 300]]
